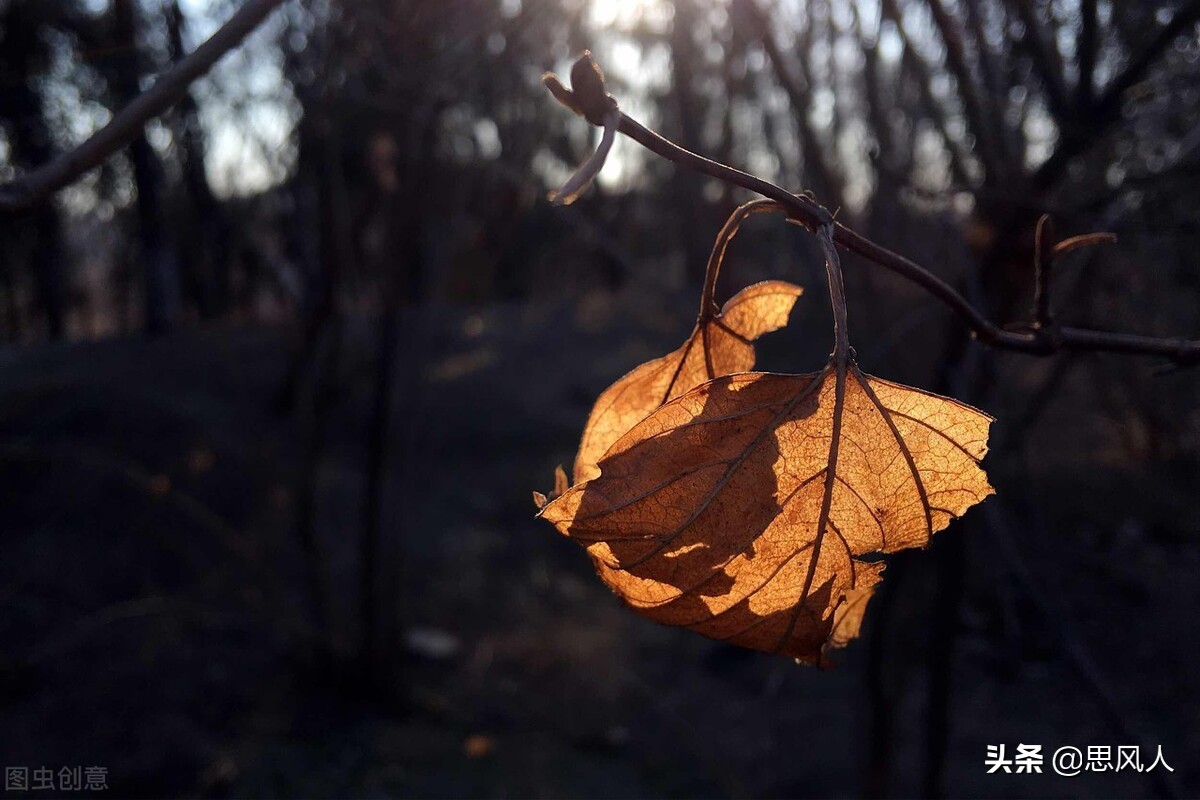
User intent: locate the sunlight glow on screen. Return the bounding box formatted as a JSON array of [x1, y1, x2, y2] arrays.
[[587, 0, 672, 30]]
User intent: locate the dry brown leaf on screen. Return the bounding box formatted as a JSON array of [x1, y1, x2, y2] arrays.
[[573, 280, 802, 483], [541, 366, 993, 663], [533, 465, 569, 511]]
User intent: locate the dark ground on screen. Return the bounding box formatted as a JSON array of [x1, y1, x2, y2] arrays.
[[0, 289, 1197, 798]]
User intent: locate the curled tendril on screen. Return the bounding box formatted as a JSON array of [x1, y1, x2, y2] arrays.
[[542, 52, 622, 205], [546, 107, 620, 206]]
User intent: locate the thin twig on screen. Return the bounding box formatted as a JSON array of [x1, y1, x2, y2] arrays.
[[1032, 0, 1200, 191], [738, 0, 841, 205], [1054, 231, 1118, 256], [544, 53, 1200, 366], [699, 198, 782, 318], [924, 0, 1006, 184], [882, 0, 974, 188], [0, 0, 287, 215], [1007, 0, 1073, 124], [1032, 213, 1056, 330], [1078, 0, 1098, 110]]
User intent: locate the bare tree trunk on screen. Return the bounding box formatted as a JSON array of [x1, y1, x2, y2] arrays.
[[0, 2, 67, 340], [111, 0, 179, 335], [165, 0, 227, 320], [359, 105, 438, 695], [670, 0, 715, 282]]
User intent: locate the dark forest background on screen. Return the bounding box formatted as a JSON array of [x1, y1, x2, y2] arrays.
[[1, 0, 1199, 797]]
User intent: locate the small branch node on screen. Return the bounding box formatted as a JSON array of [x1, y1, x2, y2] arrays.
[[545, 51, 618, 127], [568, 51, 619, 126]]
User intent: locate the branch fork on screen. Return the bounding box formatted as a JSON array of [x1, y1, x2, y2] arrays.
[[542, 52, 1200, 367]]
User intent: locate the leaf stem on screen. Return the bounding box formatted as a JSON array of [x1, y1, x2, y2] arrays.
[[818, 224, 852, 364], [699, 199, 782, 319], [780, 225, 851, 656]]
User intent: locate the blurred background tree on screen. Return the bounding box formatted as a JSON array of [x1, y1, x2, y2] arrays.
[[2, 0, 1199, 796], [5, 0, 1199, 343]]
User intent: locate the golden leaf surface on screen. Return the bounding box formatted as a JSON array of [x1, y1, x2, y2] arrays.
[[573, 280, 802, 483], [542, 366, 993, 663]]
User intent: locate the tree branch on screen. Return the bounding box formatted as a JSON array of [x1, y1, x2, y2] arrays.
[[879, 0, 975, 188], [1007, 0, 1074, 124], [544, 53, 1200, 366], [0, 0, 287, 215], [1032, 0, 1200, 190], [923, 0, 1006, 184], [734, 0, 842, 208], [962, 0, 1015, 169], [1078, 0, 1098, 110]]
